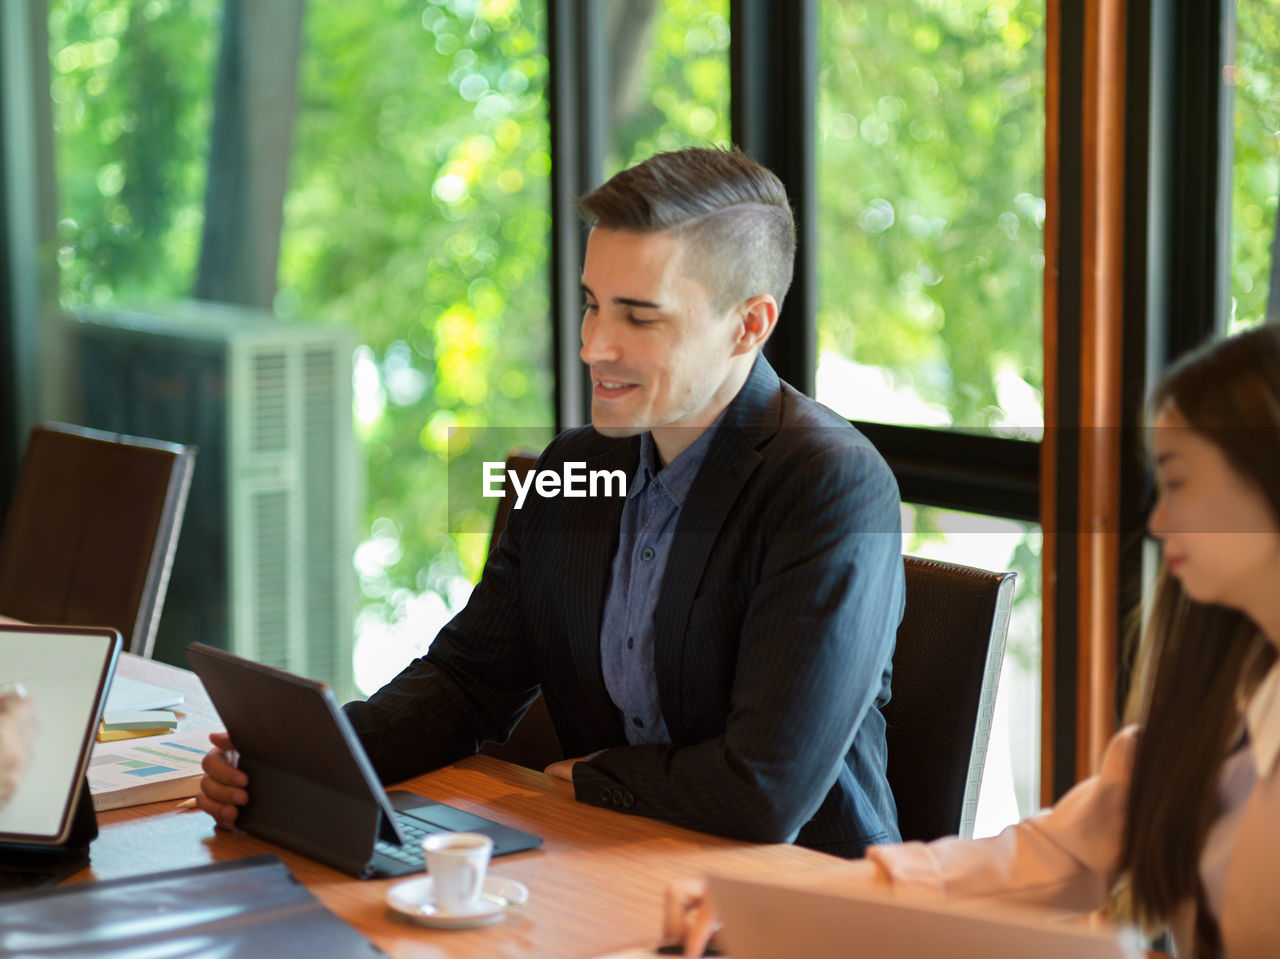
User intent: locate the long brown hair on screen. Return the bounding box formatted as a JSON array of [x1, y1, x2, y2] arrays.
[[1120, 324, 1280, 955]]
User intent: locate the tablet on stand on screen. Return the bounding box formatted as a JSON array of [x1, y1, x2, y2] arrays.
[[0, 625, 121, 890]]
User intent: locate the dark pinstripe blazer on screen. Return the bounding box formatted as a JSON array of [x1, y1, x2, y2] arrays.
[[346, 356, 905, 857]]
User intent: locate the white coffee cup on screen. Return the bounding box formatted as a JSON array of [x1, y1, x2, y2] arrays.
[[421, 832, 494, 913]]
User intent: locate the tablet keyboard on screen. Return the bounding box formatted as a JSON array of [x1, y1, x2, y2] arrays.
[[372, 811, 447, 868]]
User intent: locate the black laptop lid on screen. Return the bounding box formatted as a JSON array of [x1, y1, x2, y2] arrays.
[[0, 626, 120, 846]]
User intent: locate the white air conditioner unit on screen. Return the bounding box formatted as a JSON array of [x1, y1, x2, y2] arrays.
[[73, 301, 358, 699]]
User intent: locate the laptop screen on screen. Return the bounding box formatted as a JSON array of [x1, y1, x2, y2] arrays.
[[707, 874, 1141, 959], [0, 626, 120, 845]]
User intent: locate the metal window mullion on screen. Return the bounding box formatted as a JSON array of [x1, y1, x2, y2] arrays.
[[1, 0, 58, 497], [1049, 0, 1085, 802], [548, 0, 607, 433], [730, 0, 816, 397], [1158, 0, 1227, 363]]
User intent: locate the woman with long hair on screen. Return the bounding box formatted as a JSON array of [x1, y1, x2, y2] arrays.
[[668, 324, 1280, 959]]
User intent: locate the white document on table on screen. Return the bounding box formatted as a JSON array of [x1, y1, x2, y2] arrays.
[[88, 727, 218, 810], [104, 674, 185, 713]]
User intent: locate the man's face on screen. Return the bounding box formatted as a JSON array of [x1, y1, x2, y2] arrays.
[[579, 227, 744, 461]]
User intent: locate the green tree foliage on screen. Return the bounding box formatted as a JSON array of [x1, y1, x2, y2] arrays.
[[817, 0, 1045, 431], [606, 0, 730, 173], [48, 0, 731, 657], [275, 0, 728, 636], [277, 0, 555, 617], [1230, 0, 1280, 329], [50, 0, 219, 306]]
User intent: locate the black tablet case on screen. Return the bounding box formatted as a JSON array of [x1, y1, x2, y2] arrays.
[[0, 855, 386, 957], [0, 626, 121, 889], [186, 644, 403, 877], [185, 642, 541, 879]]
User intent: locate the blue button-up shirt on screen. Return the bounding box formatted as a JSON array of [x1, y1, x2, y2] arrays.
[[600, 421, 721, 745]]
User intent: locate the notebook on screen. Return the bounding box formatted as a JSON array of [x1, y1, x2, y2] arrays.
[[0, 625, 122, 889], [185, 643, 542, 879], [103, 674, 184, 713], [706, 873, 1144, 959]]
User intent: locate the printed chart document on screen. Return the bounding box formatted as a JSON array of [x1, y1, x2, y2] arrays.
[[88, 728, 217, 811]]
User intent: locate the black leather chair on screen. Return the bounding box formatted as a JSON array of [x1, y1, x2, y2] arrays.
[[0, 422, 195, 659], [885, 556, 1016, 841], [479, 451, 562, 770]]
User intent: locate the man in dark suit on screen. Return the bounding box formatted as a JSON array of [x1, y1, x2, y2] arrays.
[[198, 148, 904, 857]]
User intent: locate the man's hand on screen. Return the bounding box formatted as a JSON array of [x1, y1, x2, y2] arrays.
[[195, 731, 249, 829], [0, 688, 37, 808], [663, 878, 719, 958], [543, 756, 585, 782], [544, 749, 609, 782]]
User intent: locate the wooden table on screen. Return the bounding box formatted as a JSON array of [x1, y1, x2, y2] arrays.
[[78, 655, 837, 958]]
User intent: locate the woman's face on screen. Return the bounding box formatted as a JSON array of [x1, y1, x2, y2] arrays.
[[1148, 404, 1280, 614]]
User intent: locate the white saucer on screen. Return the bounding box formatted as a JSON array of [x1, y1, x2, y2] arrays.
[[386, 874, 529, 929]]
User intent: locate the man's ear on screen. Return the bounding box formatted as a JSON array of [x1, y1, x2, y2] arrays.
[[731, 294, 779, 356]]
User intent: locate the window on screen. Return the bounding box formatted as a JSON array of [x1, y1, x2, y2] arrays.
[[605, 0, 730, 175], [50, 0, 220, 307], [49, 1, 556, 694], [275, 2, 554, 694], [815, 1, 1045, 437], [36, 3, 1063, 812], [1227, 1, 1280, 332]]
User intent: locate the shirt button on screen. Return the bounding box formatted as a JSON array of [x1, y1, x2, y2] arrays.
[[640, 547, 655, 562], [632, 717, 644, 727], [627, 636, 634, 649]]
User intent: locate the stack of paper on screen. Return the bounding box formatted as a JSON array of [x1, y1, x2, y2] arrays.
[[98, 675, 188, 743], [104, 675, 185, 713], [97, 710, 179, 743]]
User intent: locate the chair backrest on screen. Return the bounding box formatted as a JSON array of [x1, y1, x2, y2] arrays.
[[884, 555, 1016, 842], [480, 450, 562, 769], [487, 451, 538, 557], [0, 422, 196, 659]]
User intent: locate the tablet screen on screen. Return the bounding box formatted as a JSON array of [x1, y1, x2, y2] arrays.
[[0, 626, 120, 844]]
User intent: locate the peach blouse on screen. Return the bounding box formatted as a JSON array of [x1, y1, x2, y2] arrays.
[[866, 663, 1280, 958]]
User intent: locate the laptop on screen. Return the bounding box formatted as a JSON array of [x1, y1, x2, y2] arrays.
[[185, 643, 541, 879], [707, 873, 1145, 959], [0, 625, 121, 891]]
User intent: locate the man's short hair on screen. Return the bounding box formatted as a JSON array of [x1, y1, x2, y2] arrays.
[[575, 147, 796, 313]]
